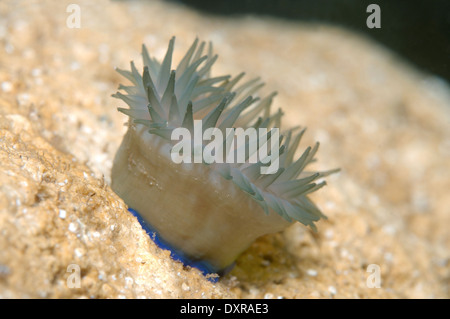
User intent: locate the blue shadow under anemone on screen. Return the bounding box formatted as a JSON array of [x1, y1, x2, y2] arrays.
[[128, 208, 234, 283]]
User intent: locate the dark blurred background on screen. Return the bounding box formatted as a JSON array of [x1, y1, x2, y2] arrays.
[[168, 0, 450, 83]]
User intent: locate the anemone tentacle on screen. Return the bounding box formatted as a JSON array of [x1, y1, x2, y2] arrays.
[[113, 36, 337, 230]]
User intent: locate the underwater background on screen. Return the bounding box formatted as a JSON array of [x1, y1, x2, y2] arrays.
[[174, 0, 450, 83]]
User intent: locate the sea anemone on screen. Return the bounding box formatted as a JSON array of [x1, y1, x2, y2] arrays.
[[111, 37, 338, 276]]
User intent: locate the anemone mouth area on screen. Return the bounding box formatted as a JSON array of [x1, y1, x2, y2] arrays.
[[111, 123, 292, 270]]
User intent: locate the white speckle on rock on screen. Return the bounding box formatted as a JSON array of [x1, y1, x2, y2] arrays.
[[340, 249, 354, 261], [81, 125, 93, 135], [382, 225, 397, 235], [91, 231, 100, 238], [0, 264, 11, 276], [181, 283, 190, 291], [16, 93, 30, 106], [70, 61, 80, 70], [1, 81, 13, 92], [328, 286, 337, 296], [306, 269, 318, 277], [31, 68, 42, 77], [98, 271, 106, 281], [325, 229, 334, 239], [261, 259, 270, 267], [59, 209, 67, 219], [384, 252, 394, 263], [249, 288, 260, 296], [325, 200, 336, 210], [74, 248, 83, 258], [125, 276, 134, 288], [5, 42, 14, 54], [68, 223, 77, 233]]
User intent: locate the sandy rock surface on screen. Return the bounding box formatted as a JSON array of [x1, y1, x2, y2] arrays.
[[0, 0, 448, 298]]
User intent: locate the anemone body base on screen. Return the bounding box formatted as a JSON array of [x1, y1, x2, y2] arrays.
[[111, 123, 292, 272]]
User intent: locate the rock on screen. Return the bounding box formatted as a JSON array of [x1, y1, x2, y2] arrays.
[[0, 0, 448, 298], [0, 113, 229, 298]]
